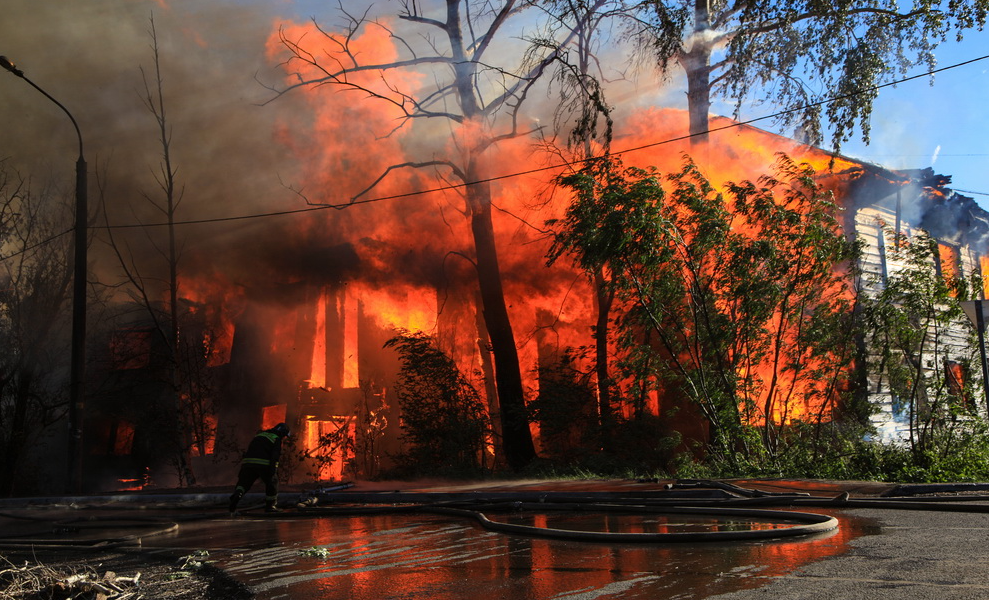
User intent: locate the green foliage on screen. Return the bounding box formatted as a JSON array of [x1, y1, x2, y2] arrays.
[[515, 414, 682, 479], [385, 331, 490, 476], [634, 0, 989, 148], [839, 424, 989, 483], [176, 550, 210, 573], [526, 348, 682, 474], [604, 414, 681, 473], [665, 418, 989, 484], [860, 228, 981, 459], [551, 154, 861, 469], [528, 349, 598, 462]]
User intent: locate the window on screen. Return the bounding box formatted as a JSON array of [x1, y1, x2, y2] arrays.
[[945, 360, 970, 409], [937, 243, 962, 297]]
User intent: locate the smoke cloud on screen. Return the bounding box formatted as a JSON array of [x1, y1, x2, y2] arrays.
[[2, 0, 976, 365], [0, 1, 316, 287]]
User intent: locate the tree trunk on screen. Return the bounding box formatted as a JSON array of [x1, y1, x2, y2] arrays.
[[465, 175, 537, 470], [682, 0, 713, 141], [445, 0, 535, 470], [474, 294, 504, 466], [151, 17, 196, 487], [594, 269, 614, 432]]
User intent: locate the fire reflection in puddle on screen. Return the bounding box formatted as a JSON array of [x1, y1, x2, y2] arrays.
[[173, 509, 876, 600], [492, 511, 805, 533]]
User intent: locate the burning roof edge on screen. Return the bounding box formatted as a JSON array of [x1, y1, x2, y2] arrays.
[[710, 115, 989, 252]]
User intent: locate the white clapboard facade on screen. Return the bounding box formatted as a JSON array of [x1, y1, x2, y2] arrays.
[[847, 166, 987, 443]]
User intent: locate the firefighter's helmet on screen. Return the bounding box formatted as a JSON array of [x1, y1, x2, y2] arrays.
[[272, 422, 290, 438]]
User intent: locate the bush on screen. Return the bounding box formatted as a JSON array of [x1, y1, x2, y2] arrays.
[[385, 331, 490, 476]]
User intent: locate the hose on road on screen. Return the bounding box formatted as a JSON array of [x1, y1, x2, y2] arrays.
[[4, 479, 989, 548]]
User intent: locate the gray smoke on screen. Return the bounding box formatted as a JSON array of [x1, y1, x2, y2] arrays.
[[0, 0, 325, 292]]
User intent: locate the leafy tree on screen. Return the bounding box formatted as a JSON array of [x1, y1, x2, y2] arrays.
[[550, 153, 860, 468], [529, 349, 598, 462], [589, 1, 989, 146], [385, 331, 490, 474], [861, 227, 981, 462]]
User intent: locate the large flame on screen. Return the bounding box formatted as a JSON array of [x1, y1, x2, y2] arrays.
[[174, 19, 908, 467]]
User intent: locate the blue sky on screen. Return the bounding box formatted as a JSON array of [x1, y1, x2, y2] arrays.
[[815, 31, 989, 208]]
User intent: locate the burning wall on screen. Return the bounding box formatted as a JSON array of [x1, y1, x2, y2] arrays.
[[846, 166, 989, 442], [71, 9, 989, 484], [86, 97, 989, 486]]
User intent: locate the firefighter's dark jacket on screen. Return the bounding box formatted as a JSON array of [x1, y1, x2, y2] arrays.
[[241, 428, 284, 469]]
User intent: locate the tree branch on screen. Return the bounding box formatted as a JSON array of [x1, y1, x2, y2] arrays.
[[351, 160, 466, 202]]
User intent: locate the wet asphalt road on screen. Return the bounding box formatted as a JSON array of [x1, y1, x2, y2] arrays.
[[5, 480, 989, 599], [708, 507, 989, 600], [132, 507, 870, 600]]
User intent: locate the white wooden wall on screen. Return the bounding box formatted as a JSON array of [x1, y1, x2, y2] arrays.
[[853, 202, 981, 444]]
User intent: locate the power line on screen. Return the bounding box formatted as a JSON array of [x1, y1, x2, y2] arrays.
[[854, 154, 989, 158], [94, 51, 989, 231], [953, 188, 989, 197], [2, 51, 984, 254], [0, 228, 73, 263]]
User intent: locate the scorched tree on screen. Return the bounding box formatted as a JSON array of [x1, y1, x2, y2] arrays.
[[265, 1, 601, 470]]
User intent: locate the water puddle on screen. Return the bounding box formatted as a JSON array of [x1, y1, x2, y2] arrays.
[[139, 508, 877, 600], [491, 510, 812, 533]]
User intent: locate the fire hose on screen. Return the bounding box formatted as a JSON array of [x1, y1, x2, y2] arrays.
[[5, 479, 989, 549], [0, 513, 179, 550]]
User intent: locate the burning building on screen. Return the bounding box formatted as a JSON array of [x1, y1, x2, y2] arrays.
[[81, 108, 989, 490], [845, 165, 989, 442]]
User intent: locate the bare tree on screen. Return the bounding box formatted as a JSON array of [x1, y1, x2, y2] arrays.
[[0, 162, 74, 496], [97, 15, 213, 486], [265, 1, 599, 469]]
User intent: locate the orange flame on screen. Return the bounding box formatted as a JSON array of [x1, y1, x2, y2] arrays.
[[179, 24, 876, 453], [981, 255, 989, 299], [939, 243, 960, 296], [310, 289, 328, 389]]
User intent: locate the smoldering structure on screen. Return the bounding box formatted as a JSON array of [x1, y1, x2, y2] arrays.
[[77, 110, 989, 490]]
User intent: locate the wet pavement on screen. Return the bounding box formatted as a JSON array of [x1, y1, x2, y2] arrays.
[[707, 507, 989, 600], [3, 479, 989, 599], [132, 507, 872, 599]]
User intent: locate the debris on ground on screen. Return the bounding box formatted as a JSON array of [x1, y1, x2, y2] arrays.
[[1, 555, 142, 599], [298, 546, 330, 559], [0, 551, 252, 600]]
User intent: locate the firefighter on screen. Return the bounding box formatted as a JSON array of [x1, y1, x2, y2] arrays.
[[228, 422, 290, 515]]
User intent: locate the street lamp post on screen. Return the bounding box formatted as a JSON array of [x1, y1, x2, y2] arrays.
[[1, 55, 87, 494]]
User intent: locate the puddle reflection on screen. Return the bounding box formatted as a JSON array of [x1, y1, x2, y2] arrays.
[[491, 511, 803, 533], [174, 508, 875, 600]]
